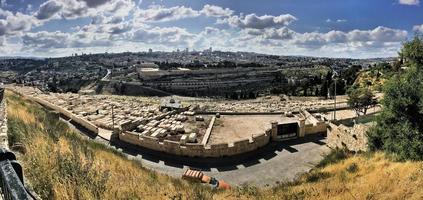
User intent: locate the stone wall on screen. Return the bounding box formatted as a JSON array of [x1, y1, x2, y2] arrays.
[[119, 129, 271, 157], [8, 89, 99, 134], [200, 116, 215, 145], [96, 81, 172, 97], [0, 94, 8, 149], [301, 109, 327, 135], [305, 123, 327, 135], [10, 87, 272, 157], [327, 122, 369, 152]]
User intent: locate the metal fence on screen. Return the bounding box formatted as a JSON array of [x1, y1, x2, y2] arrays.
[[0, 148, 34, 200]]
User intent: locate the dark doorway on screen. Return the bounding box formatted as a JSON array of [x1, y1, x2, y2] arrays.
[[277, 123, 298, 140]]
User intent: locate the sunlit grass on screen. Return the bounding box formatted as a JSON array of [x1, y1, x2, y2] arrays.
[[6, 90, 214, 199], [6, 89, 423, 200]]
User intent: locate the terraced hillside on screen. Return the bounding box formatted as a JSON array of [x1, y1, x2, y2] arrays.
[[6, 90, 423, 200]]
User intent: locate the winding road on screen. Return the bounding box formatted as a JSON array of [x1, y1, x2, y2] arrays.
[[101, 68, 111, 81], [65, 117, 330, 186]]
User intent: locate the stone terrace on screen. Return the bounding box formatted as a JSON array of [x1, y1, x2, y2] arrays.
[[192, 96, 348, 113], [10, 86, 209, 144]]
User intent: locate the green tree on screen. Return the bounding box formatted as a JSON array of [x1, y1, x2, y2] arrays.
[[401, 36, 423, 65], [368, 36, 423, 160], [347, 86, 376, 117]]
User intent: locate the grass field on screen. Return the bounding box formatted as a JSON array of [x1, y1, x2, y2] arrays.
[[6, 90, 216, 200], [6, 90, 423, 200]]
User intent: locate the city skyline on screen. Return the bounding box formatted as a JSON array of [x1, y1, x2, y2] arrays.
[[0, 0, 422, 58]]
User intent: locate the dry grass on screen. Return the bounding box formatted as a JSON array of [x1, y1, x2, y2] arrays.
[[6, 90, 423, 200], [235, 153, 423, 200], [6, 90, 214, 200]]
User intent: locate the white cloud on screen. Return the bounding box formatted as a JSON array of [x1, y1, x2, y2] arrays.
[[292, 26, 407, 48], [134, 5, 199, 22], [22, 31, 69, 49], [35, 0, 63, 20], [0, 2, 412, 58], [200, 4, 233, 18], [326, 18, 347, 23], [413, 24, 423, 33], [399, 0, 420, 5], [22, 30, 113, 51], [243, 27, 295, 40], [82, 0, 111, 8], [131, 26, 195, 47], [0, 8, 39, 36], [40, 0, 135, 20], [222, 13, 297, 29], [133, 4, 233, 23]]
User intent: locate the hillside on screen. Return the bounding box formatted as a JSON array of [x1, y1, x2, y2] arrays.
[[6, 90, 423, 199], [6, 90, 215, 199], [353, 64, 395, 92]]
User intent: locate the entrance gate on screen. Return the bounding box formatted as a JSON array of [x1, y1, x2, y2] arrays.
[[276, 122, 298, 140]]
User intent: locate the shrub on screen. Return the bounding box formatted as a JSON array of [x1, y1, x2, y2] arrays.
[[304, 171, 331, 183], [346, 163, 359, 173], [317, 148, 349, 168]]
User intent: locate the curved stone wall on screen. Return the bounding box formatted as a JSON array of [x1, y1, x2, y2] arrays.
[[119, 130, 271, 157], [8, 89, 99, 134], [10, 88, 272, 157]]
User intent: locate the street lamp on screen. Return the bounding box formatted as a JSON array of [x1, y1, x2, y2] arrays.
[[332, 71, 338, 121], [111, 103, 115, 131]]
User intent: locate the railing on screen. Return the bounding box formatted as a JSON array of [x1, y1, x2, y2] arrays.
[[0, 148, 34, 200]]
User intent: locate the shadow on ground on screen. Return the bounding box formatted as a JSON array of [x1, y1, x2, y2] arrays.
[[109, 134, 327, 172]]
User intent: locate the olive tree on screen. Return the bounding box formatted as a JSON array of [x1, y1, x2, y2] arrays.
[[347, 87, 377, 117]]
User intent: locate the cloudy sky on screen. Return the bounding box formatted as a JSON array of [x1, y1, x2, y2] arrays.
[[0, 0, 422, 58]]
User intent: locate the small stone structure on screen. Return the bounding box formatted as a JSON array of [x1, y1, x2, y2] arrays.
[[160, 98, 183, 111], [327, 122, 369, 152], [271, 109, 327, 141]]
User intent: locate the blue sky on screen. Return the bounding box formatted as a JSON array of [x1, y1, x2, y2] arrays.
[[0, 0, 422, 58]]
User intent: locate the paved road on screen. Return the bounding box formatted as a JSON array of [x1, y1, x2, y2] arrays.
[[64, 118, 330, 186], [101, 68, 111, 81], [113, 135, 330, 186]]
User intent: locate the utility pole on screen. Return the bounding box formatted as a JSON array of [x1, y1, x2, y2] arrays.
[[332, 70, 338, 121], [111, 103, 115, 131], [334, 78, 336, 121]]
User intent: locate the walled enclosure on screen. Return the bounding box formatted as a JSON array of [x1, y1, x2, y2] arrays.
[[119, 130, 271, 157], [10, 87, 330, 158]]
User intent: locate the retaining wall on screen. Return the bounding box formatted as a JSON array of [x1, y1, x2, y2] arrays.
[[8, 89, 99, 134], [305, 123, 327, 135], [119, 130, 271, 157], [327, 122, 368, 152], [9, 87, 275, 157], [196, 104, 350, 116], [0, 96, 8, 149]]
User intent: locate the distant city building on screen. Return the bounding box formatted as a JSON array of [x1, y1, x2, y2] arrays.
[[138, 63, 159, 68]]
